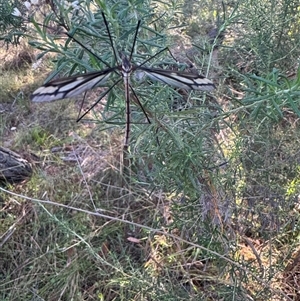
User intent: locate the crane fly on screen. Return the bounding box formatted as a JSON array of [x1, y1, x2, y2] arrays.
[[31, 12, 215, 165]]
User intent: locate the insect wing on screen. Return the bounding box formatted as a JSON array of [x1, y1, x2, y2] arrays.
[[138, 67, 215, 91], [31, 68, 117, 102]]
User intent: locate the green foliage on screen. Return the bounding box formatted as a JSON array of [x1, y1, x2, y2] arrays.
[[0, 0, 29, 46], [241, 67, 300, 120], [230, 0, 300, 72], [29, 0, 222, 199], [2, 0, 300, 300]]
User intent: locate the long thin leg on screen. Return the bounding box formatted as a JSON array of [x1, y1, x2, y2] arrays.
[[101, 12, 119, 62], [66, 32, 112, 69], [137, 47, 168, 68], [130, 85, 161, 147], [129, 85, 152, 124], [129, 20, 141, 60], [76, 79, 122, 121]]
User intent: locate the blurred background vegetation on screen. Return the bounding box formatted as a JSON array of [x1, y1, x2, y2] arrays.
[[1, 0, 300, 300]]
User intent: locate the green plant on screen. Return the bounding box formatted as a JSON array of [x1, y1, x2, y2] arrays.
[[29, 0, 221, 194], [226, 0, 300, 73], [242, 67, 300, 120], [2, 0, 300, 300], [0, 0, 32, 46]]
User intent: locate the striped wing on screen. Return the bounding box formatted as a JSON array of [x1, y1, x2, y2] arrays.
[[138, 67, 215, 91], [31, 67, 117, 102]]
